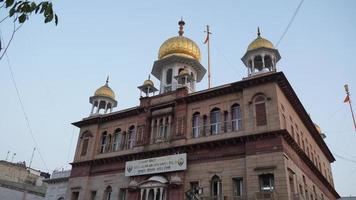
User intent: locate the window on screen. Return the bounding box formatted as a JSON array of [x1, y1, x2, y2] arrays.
[[104, 186, 112, 200], [166, 68, 172, 84], [100, 132, 108, 153], [259, 174, 274, 191], [255, 96, 267, 126], [58, 198, 64, 200], [112, 128, 121, 151], [210, 108, 221, 135], [71, 191, 79, 200], [90, 191, 96, 200], [127, 126, 136, 149], [211, 175, 222, 199], [231, 104, 242, 131], [192, 112, 200, 138], [233, 177, 243, 197], [81, 138, 89, 156]]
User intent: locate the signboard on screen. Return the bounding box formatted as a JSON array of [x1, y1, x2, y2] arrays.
[[125, 153, 187, 176]]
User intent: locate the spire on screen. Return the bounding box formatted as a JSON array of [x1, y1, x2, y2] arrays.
[[257, 27, 261, 37], [178, 18, 185, 36], [105, 76, 109, 86]]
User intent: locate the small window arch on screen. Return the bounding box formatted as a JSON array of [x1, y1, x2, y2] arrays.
[[211, 175, 222, 198], [166, 68, 173, 84], [264, 55, 273, 70], [104, 186, 112, 200], [112, 128, 122, 151], [192, 112, 200, 138], [100, 131, 108, 153], [254, 55, 263, 71], [127, 125, 136, 149], [231, 104, 242, 131], [210, 108, 221, 135], [254, 95, 267, 126]]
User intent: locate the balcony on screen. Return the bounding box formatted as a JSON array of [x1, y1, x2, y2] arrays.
[[192, 120, 242, 139]]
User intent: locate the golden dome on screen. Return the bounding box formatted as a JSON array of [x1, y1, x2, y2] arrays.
[[314, 123, 322, 134], [247, 28, 274, 51], [94, 78, 115, 100], [158, 20, 201, 61], [143, 79, 154, 87]]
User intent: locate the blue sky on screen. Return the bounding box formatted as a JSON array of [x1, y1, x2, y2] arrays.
[[1, 0, 355, 196]]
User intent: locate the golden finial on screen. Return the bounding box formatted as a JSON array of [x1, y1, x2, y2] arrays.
[[178, 18, 185, 36], [257, 27, 261, 37], [105, 76, 109, 86]]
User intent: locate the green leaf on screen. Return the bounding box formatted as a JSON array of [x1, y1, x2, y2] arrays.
[[5, 0, 15, 8], [30, 2, 37, 12], [18, 14, 27, 23], [44, 13, 53, 23], [54, 14, 58, 25], [9, 7, 16, 17]]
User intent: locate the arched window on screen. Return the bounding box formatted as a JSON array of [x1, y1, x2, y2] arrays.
[[192, 112, 200, 138], [210, 108, 221, 135], [254, 95, 267, 126], [231, 104, 242, 131], [80, 131, 92, 156], [100, 131, 108, 153], [166, 68, 173, 84], [264, 55, 273, 71], [254, 55, 263, 72], [211, 175, 222, 198], [127, 126, 136, 149], [104, 186, 112, 200], [112, 128, 122, 151]]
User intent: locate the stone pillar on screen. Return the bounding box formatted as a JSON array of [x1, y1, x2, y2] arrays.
[[162, 117, 166, 139], [262, 54, 266, 69], [251, 56, 255, 73], [90, 104, 95, 115], [168, 115, 172, 140], [151, 118, 155, 144]]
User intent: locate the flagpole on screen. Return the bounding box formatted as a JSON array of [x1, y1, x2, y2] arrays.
[[205, 25, 211, 89], [344, 84, 356, 131]]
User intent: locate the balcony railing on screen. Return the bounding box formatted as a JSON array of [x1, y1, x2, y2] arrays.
[[192, 120, 242, 138], [199, 196, 245, 200]]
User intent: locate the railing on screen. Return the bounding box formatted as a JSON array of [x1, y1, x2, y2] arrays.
[[192, 120, 242, 138], [199, 196, 245, 200]]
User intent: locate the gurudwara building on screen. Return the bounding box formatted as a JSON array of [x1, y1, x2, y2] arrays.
[[67, 20, 339, 200]]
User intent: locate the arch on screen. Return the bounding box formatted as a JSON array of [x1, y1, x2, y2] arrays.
[[231, 103, 242, 131], [254, 95, 267, 126], [210, 107, 221, 135], [112, 128, 122, 151], [57, 197, 64, 200], [104, 185, 112, 200], [192, 112, 201, 138], [211, 175, 222, 198], [166, 68, 173, 84], [127, 125, 136, 149], [100, 131, 108, 153], [264, 55, 273, 70], [253, 55, 263, 72], [80, 130, 93, 139]]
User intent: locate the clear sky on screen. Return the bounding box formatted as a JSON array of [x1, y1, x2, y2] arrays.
[[0, 0, 355, 196]]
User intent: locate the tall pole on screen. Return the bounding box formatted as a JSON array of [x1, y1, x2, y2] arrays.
[[29, 147, 36, 168], [344, 84, 356, 131], [205, 25, 212, 89]]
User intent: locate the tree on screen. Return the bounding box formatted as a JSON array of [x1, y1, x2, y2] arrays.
[[0, 0, 58, 60]]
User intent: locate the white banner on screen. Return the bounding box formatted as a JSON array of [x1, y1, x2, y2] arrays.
[[125, 153, 187, 176]]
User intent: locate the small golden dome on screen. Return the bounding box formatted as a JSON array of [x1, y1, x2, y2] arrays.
[[179, 68, 189, 76], [314, 123, 322, 134], [94, 78, 115, 100], [158, 20, 201, 61], [247, 28, 274, 51], [143, 79, 154, 87]]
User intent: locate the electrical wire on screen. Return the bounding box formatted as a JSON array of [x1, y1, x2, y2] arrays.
[[5, 53, 49, 172], [334, 153, 356, 164], [276, 0, 305, 47]]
